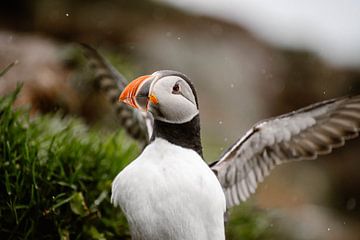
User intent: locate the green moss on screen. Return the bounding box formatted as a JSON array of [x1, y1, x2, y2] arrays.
[[0, 88, 139, 239]]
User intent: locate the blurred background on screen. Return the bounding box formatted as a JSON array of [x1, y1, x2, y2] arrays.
[[1, 0, 360, 239]]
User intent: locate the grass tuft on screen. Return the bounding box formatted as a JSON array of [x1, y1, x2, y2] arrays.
[[0, 61, 18, 78], [0, 88, 139, 239]]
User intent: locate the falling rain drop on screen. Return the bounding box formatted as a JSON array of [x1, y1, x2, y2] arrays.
[[65, 13, 69, 17], [219, 121, 223, 125]]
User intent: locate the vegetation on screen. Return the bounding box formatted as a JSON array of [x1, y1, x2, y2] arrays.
[[0, 88, 139, 239], [226, 203, 281, 240]]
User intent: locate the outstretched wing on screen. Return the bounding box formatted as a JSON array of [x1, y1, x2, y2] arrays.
[[211, 95, 360, 209], [80, 44, 153, 144]]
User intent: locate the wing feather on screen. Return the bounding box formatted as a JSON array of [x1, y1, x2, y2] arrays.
[[212, 95, 360, 209], [80, 44, 153, 143]]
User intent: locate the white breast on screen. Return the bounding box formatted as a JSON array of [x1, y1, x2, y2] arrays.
[[111, 138, 226, 240]]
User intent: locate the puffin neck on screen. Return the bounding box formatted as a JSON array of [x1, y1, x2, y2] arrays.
[[151, 115, 203, 157]]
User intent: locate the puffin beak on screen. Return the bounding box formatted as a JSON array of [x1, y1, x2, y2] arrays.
[[119, 75, 157, 111]]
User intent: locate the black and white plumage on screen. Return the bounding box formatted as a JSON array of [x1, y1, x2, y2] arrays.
[[82, 46, 360, 240], [113, 70, 225, 240]]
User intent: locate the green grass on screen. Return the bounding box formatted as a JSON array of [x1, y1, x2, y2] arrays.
[[226, 203, 282, 240], [0, 62, 17, 78], [0, 88, 139, 239]]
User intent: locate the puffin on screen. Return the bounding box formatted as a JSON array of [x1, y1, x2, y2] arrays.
[[81, 45, 360, 240], [112, 70, 360, 240]]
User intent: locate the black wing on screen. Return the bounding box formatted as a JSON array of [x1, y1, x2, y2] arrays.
[[80, 44, 153, 144], [211, 95, 360, 209]]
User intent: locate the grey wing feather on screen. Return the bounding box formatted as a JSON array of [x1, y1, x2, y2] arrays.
[[80, 44, 153, 144], [211, 95, 360, 209]]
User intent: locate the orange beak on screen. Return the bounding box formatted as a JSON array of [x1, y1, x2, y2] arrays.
[[119, 75, 158, 110]]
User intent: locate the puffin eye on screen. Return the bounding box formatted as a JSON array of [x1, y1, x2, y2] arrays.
[[172, 83, 180, 94]]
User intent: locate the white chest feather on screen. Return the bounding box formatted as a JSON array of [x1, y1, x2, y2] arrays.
[[111, 138, 226, 240]]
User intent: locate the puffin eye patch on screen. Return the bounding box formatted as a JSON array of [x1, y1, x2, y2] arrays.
[[172, 83, 180, 94]]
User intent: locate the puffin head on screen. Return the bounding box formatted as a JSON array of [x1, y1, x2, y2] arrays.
[[119, 70, 199, 124]]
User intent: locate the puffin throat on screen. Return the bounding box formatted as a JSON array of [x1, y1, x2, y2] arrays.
[[151, 115, 203, 157]]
